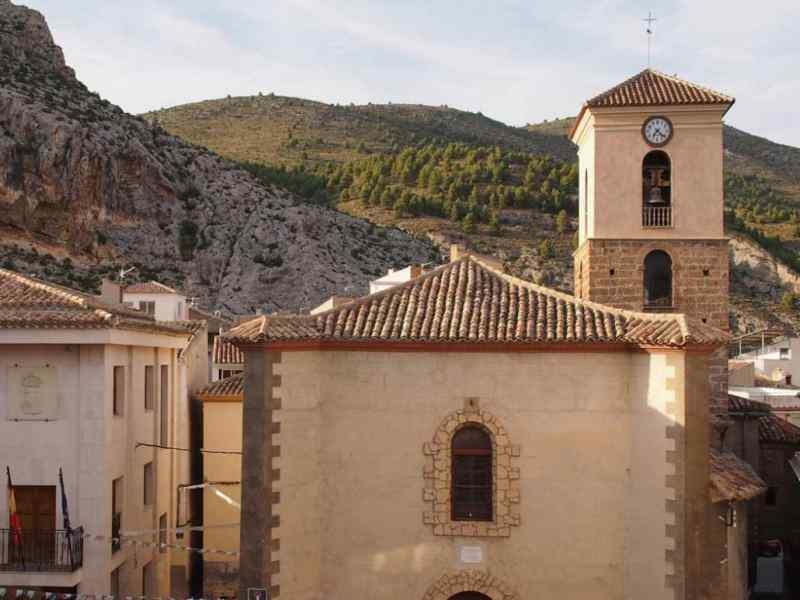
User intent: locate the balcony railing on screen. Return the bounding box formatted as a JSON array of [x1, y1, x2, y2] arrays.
[[0, 528, 83, 572], [643, 205, 672, 228]]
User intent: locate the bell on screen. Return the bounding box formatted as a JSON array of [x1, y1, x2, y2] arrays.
[[647, 186, 664, 205]]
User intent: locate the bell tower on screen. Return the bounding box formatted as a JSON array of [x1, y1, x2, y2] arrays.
[[571, 69, 734, 330]]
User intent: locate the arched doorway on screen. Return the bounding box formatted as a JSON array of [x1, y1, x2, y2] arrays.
[[449, 593, 492, 600]]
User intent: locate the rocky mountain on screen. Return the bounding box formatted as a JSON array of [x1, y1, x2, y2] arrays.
[[0, 0, 437, 315]]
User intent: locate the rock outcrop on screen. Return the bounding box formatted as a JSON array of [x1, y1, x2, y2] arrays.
[[0, 0, 437, 314]]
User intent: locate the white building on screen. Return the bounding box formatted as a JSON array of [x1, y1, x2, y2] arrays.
[[734, 336, 800, 386], [123, 282, 188, 322], [0, 269, 207, 597], [368, 265, 430, 295]]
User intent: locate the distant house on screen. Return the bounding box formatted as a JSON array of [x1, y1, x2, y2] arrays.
[[733, 334, 800, 386], [211, 336, 244, 382], [123, 281, 188, 321], [0, 267, 207, 597], [727, 395, 800, 593]]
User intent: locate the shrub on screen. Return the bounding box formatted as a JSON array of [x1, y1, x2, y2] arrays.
[[538, 238, 554, 259], [178, 219, 198, 260]]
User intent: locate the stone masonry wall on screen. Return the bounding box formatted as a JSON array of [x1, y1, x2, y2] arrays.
[[574, 239, 729, 331]]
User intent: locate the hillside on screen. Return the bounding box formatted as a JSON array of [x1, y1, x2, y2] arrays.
[[153, 93, 800, 332], [0, 0, 437, 315], [146, 95, 576, 166]]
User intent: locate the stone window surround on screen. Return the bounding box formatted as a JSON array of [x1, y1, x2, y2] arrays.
[[422, 569, 519, 600], [423, 403, 520, 537]]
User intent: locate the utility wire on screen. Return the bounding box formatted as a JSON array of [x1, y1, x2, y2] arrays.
[[135, 442, 241, 455]]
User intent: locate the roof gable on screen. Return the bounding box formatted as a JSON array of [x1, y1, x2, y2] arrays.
[[225, 255, 727, 349]]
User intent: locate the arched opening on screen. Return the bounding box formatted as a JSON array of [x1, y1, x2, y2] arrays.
[[449, 593, 492, 600], [452, 425, 492, 521], [644, 250, 673, 309], [642, 151, 671, 227]]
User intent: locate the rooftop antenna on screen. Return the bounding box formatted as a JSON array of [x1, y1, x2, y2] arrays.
[[643, 11, 656, 68], [118, 266, 137, 283]]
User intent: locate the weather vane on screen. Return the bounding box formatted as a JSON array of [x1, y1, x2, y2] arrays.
[[643, 11, 656, 68]]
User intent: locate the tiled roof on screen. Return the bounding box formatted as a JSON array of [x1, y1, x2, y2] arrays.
[[570, 69, 734, 139], [586, 69, 734, 109], [212, 335, 244, 364], [751, 394, 800, 411], [759, 414, 800, 445], [124, 281, 180, 294], [197, 374, 244, 400], [0, 267, 189, 336], [709, 448, 767, 503], [224, 255, 728, 349], [728, 394, 771, 415]]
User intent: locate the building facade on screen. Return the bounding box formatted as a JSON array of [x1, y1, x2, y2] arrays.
[[227, 70, 762, 600], [0, 269, 205, 597]]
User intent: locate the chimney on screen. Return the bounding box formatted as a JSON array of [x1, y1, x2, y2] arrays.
[[100, 279, 123, 304], [450, 244, 468, 262]]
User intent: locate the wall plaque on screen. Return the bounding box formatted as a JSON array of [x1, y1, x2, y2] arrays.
[[7, 365, 58, 420], [459, 545, 484, 564]]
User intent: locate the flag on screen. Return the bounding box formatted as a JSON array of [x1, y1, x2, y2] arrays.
[[6, 467, 23, 554], [58, 468, 72, 533]]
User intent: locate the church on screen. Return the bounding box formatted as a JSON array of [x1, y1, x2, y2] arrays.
[[225, 70, 765, 600]]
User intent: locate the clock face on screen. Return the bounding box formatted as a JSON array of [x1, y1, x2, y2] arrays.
[[642, 116, 673, 146]]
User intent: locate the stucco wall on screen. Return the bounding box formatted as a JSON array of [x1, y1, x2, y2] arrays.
[[0, 340, 179, 596], [259, 348, 689, 600], [202, 400, 242, 597], [123, 293, 187, 322], [581, 106, 727, 241]]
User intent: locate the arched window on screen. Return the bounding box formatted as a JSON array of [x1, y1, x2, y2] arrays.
[[642, 151, 671, 227], [644, 250, 673, 309], [452, 425, 492, 521], [449, 593, 492, 600]]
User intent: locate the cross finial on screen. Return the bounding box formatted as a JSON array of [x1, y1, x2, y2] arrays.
[[643, 11, 656, 68]]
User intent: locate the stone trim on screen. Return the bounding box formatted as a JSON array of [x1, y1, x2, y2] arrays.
[[422, 570, 519, 600], [423, 405, 520, 537], [270, 353, 282, 598]]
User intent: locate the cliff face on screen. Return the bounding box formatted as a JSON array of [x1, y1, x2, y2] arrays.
[[0, 0, 436, 313]]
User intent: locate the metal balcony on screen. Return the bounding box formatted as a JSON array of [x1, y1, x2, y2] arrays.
[[0, 528, 83, 572], [642, 205, 672, 228]]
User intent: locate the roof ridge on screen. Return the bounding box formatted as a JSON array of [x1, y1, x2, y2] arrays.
[[645, 68, 735, 103], [469, 254, 699, 325]]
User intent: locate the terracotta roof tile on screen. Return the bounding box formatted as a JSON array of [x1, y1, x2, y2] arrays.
[[759, 414, 800, 445], [197, 374, 244, 400], [0, 268, 189, 336], [124, 281, 180, 294], [212, 335, 244, 365], [586, 69, 733, 109], [709, 448, 766, 503], [570, 69, 734, 139], [224, 256, 728, 349], [728, 394, 771, 414]]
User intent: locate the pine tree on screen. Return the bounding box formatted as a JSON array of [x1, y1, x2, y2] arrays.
[[556, 209, 569, 233]]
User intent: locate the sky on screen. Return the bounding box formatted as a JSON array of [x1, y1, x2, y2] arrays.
[[25, 0, 800, 147]]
